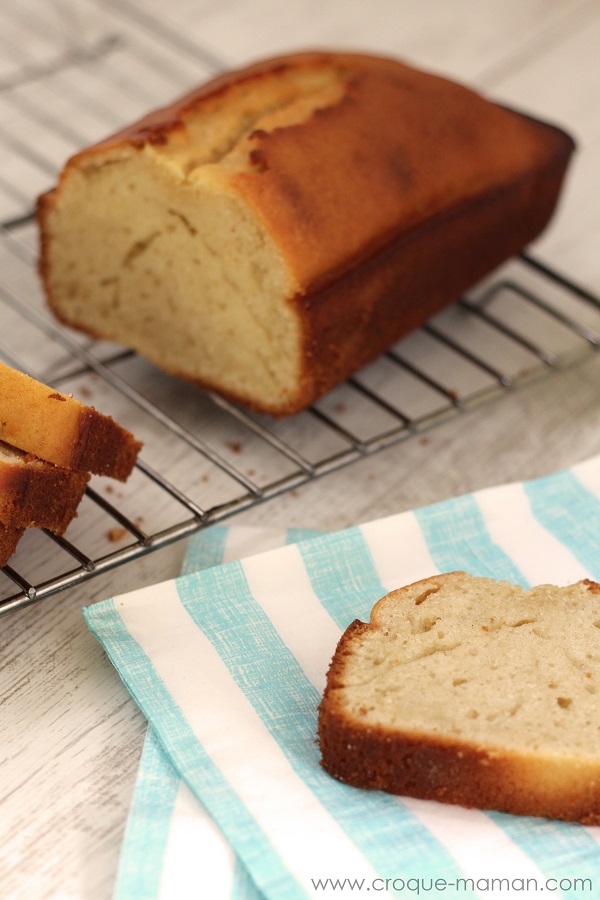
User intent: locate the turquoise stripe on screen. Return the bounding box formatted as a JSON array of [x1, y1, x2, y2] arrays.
[[524, 469, 600, 580], [83, 600, 302, 900], [182, 525, 230, 576], [415, 493, 526, 583], [114, 728, 180, 900], [297, 527, 389, 628], [487, 810, 600, 900], [285, 527, 322, 545], [177, 553, 473, 896], [232, 856, 263, 900]]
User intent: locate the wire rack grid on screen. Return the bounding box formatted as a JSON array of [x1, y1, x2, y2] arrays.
[[0, 0, 599, 615]]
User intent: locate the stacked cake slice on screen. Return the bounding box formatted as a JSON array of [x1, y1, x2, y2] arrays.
[[0, 361, 142, 568]]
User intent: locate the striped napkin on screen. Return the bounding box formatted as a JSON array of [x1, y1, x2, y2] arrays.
[[84, 456, 600, 900]]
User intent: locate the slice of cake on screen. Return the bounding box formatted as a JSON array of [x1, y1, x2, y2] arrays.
[[0, 361, 141, 480], [0, 440, 89, 533], [318, 572, 600, 824]]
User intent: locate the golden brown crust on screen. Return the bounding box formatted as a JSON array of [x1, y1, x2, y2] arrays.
[[319, 697, 600, 824], [0, 522, 25, 569], [48, 52, 380, 157], [0, 450, 89, 534], [37, 51, 575, 417], [232, 66, 573, 291], [287, 162, 569, 412], [44, 50, 574, 285], [318, 577, 600, 824], [72, 406, 141, 480], [72, 50, 574, 288], [0, 363, 141, 479]]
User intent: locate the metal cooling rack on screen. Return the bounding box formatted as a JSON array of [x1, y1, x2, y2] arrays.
[[0, 0, 599, 614]]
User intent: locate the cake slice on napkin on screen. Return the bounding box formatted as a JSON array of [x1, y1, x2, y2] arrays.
[[318, 571, 600, 824]]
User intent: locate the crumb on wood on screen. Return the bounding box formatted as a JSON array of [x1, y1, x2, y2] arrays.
[[107, 527, 127, 542], [104, 484, 124, 500], [226, 441, 243, 453]]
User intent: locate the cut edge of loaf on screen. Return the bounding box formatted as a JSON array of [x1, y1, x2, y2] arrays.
[[37, 50, 575, 417], [0, 362, 142, 479], [318, 572, 600, 824]]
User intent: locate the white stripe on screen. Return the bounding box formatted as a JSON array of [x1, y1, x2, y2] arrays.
[[402, 799, 548, 900], [222, 526, 290, 564], [116, 580, 387, 897], [241, 544, 342, 694], [573, 454, 600, 498], [360, 510, 439, 590], [159, 780, 235, 900], [581, 825, 600, 851], [476, 481, 589, 585]]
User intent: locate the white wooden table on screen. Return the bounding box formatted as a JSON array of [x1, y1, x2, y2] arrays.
[[2, 1, 600, 897]]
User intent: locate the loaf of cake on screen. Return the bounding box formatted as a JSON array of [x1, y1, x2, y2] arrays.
[[318, 571, 600, 824], [37, 51, 575, 416], [0, 361, 141, 480], [0, 440, 89, 533]]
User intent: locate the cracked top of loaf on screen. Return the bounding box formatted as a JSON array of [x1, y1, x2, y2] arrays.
[[48, 50, 575, 293], [37, 51, 575, 416]]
